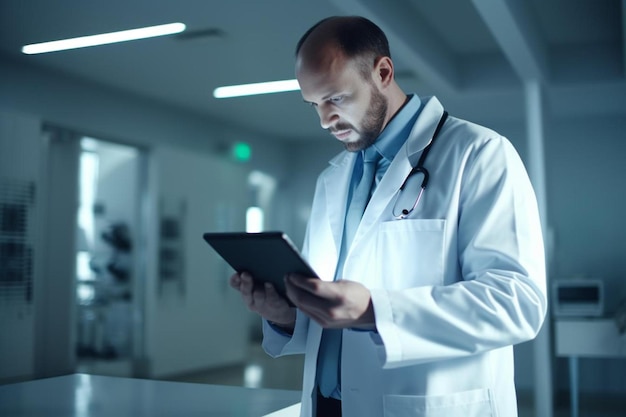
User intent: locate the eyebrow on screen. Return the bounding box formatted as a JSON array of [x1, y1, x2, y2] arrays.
[[302, 91, 343, 106], [321, 91, 341, 101]]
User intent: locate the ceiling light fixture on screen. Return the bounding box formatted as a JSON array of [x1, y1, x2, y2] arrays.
[[22, 22, 186, 55], [213, 79, 300, 98]]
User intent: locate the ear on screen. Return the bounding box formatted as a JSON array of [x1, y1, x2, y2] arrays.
[[374, 56, 394, 88]]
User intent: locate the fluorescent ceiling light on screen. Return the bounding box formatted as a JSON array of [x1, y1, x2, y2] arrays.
[[22, 22, 186, 55], [213, 79, 300, 98]]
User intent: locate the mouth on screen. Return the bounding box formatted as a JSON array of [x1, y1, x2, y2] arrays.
[[331, 129, 352, 140]]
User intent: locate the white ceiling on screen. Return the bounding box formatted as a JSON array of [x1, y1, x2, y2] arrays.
[[0, 0, 624, 142]]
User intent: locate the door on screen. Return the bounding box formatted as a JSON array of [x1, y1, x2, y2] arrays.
[[74, 137, 147, 377]]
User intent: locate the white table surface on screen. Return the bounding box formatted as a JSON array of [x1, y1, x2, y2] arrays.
[[554, 317, 626, 417], [0, 373, 302, 417]]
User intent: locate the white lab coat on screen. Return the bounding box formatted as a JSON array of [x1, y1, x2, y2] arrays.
[[262, 96, 547, 417]]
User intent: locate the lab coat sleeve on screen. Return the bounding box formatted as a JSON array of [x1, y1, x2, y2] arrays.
[[261, 309, 310, 357], [370, 135, 547, 369]]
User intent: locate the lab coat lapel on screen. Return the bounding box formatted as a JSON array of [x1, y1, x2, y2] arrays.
[[351, 97, 446, 247], [322, 151, 358, 270]]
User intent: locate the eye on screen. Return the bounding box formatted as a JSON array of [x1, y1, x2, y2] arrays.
[[329, 96, 344, 104]]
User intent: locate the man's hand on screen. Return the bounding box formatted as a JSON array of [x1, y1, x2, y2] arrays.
[[284, 274, 375, 329], [229, 272, 296, 330]]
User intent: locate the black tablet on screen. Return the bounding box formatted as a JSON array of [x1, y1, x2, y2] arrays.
[[203, 231, 318, 304]]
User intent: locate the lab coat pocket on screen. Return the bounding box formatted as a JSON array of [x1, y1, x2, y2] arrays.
[[377, 219, 445, 289], [383, 388, 496, 417]]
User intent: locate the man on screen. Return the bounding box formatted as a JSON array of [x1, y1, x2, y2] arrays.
[[230, 16, 546, 417]]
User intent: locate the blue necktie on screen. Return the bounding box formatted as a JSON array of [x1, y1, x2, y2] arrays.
[[343, 148, 381, 249], [317, 148, 382, 399]]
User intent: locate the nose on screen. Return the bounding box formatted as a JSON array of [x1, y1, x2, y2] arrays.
[[317, 104, 338, 130]]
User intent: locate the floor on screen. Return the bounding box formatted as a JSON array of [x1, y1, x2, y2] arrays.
[[163, 343, 625, 417]]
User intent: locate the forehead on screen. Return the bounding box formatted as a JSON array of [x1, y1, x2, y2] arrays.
[[296, 50, 363, 101]]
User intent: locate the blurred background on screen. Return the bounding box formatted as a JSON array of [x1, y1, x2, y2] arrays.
[[0, 1, 625, 416]]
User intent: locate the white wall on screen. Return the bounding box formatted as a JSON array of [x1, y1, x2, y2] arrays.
[[546, 115, 626, 293], [0, 54, 291, 189], [145, 146, 252, 377], [0, 56, 296, 380], [546, 114, 626, 393], [281, 139, 341, 249]]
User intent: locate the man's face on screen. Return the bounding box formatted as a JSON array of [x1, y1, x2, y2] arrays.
[[296, 52, 388, 152]]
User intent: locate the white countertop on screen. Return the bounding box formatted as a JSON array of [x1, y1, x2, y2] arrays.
[[0, 373, 302, 417]]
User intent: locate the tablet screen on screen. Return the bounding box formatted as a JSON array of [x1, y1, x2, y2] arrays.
[[203, 231, 318, 304]]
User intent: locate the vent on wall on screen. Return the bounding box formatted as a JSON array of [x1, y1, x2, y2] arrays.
[[0, 178, 35, 313]]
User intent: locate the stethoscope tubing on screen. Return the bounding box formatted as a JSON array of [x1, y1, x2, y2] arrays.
[[392, 110, 449, 219]]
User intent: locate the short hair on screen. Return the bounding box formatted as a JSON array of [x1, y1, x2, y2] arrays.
[[295, 16, 391, 78]]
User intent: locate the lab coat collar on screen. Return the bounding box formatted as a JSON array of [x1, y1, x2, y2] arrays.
[[405, 96, 446, 157]]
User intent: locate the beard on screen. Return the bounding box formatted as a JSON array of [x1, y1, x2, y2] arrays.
[[339, 86, 388, 152]]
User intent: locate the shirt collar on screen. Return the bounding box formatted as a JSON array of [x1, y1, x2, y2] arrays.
[[368, 94, 422, 162]]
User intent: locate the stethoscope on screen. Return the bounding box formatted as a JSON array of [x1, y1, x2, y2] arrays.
[[391, 110, 449, 219]]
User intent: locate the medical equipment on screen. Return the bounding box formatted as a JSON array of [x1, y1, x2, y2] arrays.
[[552, 279, 604, 317], [392, 111, 448, 219]]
